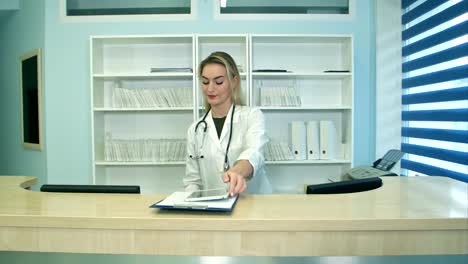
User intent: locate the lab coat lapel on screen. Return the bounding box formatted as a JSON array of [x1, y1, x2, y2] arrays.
[[219, 104, 237, 144], [206, 111, 222, 150]]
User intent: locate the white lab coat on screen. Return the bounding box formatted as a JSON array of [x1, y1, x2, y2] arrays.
[[184, 105, 272, 194]]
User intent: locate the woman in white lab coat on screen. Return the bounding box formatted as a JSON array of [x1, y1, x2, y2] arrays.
[[184, 51, 272, 195]]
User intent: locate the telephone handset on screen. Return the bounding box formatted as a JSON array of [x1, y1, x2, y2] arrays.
[[344, 149, 404, 180]]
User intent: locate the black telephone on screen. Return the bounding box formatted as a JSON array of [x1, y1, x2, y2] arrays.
[[343, 149, 404, 180]]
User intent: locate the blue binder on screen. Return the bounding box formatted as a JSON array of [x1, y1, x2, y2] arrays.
[[150, 192, 239, 212]]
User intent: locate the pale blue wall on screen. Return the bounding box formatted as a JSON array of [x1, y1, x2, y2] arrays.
[[43, 0, 376, 185], [0, 0, 47, 188], [0, 0, 19, 10]]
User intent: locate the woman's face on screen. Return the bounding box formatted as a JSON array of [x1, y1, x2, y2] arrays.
[[201, 63, 234, 110]]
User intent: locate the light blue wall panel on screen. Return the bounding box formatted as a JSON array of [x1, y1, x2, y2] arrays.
[[0, 0, 46, 188], [0, 0, 19, 10]]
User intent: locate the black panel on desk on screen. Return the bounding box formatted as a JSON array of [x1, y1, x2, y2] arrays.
[[306, 177, 382, 194], [40, 184, 140, 194]]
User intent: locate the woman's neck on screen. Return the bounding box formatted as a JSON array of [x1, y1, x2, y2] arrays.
[[211, 102, 232, 118]]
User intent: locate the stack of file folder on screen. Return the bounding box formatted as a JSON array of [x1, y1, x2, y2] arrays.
[[290, 120, 337, 160], [104, 137, 186, 162], [260, 86, 301, 107], [265, 140, 295, 161], [112, 87, 192, 108]]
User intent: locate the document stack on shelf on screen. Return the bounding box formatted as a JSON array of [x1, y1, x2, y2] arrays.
[[104, 134, 186, 162], [265, 140, 295, 161], [112, 87, 192, 108], [259, 86, 301, 107]]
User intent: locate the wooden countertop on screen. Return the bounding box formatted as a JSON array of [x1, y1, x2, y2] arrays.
[[0, 175, 467, 256]]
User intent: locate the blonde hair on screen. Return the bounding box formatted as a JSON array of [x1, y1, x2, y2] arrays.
[[198, 51, 242, 111]]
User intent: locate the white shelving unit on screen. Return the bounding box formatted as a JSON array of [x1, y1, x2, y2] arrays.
[[90, 35, 196, 193], [250, 35, 353, 193], [90, 34, 353, 194]]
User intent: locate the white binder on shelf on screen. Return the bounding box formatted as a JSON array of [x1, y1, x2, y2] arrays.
[[319, 120, 337, 160], [289, 121, 307, 160], [306, 121, 320, 160]]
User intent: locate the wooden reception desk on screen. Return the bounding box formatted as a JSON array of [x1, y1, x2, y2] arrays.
[[0, 176, 467, 256]]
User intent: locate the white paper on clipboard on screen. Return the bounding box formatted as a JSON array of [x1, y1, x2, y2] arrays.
[[150, 191, 239, 212]]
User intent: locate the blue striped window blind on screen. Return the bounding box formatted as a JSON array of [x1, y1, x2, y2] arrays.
[[401, 0, 467, 182]]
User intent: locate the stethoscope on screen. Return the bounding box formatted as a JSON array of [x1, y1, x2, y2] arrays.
[[190, 104, 235, 172]]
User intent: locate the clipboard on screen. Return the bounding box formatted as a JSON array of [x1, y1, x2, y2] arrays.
[[150, 191, 239, 212]]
